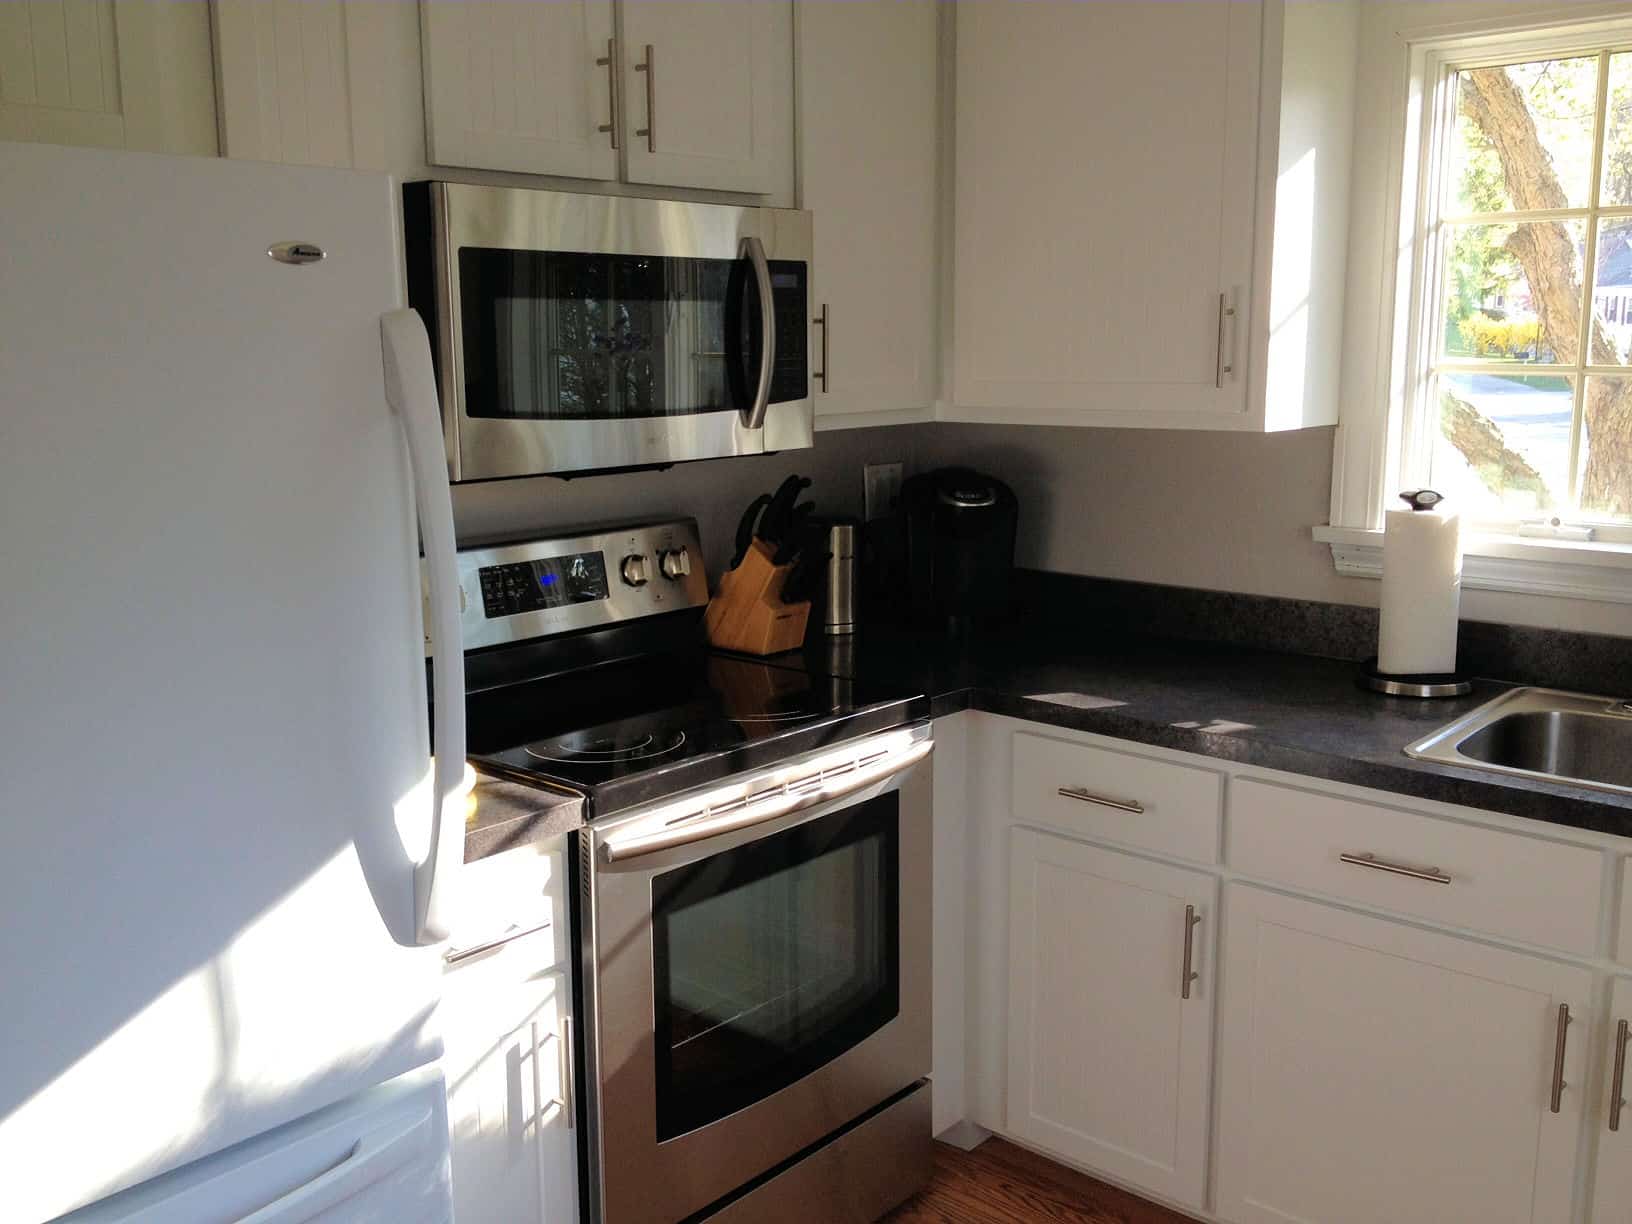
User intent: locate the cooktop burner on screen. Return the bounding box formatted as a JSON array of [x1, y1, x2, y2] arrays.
[[464, 648, 923, 819], [525, 730, 687, 764]]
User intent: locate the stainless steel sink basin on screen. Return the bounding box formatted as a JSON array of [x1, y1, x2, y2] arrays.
[[1406, 688, 1632, 796]]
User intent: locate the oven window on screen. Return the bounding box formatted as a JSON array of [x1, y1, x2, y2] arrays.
[[650, 794, 899, 1141], [458, 248, 759, 421]]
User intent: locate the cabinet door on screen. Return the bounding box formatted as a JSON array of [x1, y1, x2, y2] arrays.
[[419, 0, 617, 180], [620, 0, 793, 195], [1007, 829, 1216, 1210], [799, 0, 938, 424], [1216, 885, 1590, 1224], [1593, 977, 1632, 1224], [443, 929, 577, 1224], [952, 1, 1260, 425], [0, 1, 216, 153]]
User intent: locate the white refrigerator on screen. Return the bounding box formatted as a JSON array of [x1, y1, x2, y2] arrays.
[[0, 142, 467, 1222]]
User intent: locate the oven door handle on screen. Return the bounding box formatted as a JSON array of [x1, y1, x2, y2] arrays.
[[601, 739, 932, 863], [739, 235, 776, 431]]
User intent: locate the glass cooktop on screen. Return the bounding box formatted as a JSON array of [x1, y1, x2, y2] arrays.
[[465, 650, 924, 818]]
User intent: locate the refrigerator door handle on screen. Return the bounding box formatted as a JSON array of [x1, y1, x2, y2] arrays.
[[381, 309, 466, 947]]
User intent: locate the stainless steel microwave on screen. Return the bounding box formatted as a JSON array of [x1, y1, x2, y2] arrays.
[[404, 183, 814, 481]]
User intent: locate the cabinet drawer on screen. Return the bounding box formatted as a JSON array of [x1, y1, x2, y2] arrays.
[[1011, 733, 1223, 863], [1229, 777, 1601, 955], [1619, 857, 1632, 968]]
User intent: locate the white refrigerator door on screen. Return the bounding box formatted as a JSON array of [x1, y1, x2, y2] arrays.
[[0, 144, 449, 1221], [58, 1065, 451, 1224]]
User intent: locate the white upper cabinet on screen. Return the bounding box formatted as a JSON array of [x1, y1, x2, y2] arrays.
[[949, 0, 1354, 431], [799, 0, 939, 425], [1216, 885, 1590, 1224], [0, 1, 216, 154], [419, 0, 617, 180], [620, 0, 793, 195]]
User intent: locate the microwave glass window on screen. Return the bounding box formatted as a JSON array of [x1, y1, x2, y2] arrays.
[[650, 794, 900, 1141], [459, 248, 751, 421]]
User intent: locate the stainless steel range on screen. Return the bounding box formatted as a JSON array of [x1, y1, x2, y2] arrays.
[[452, 519, 933, 1224]]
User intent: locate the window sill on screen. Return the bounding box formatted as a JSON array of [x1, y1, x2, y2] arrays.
[[1312, 526, 1632, 605]]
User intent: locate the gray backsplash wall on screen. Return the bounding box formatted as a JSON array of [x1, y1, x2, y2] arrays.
[[916, 423, 1632, 639], [450, 424, 927, 579], [452, 420, 1632, 639]]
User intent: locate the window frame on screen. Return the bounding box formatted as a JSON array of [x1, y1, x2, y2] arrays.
[[1323, 5, 1632, 602]]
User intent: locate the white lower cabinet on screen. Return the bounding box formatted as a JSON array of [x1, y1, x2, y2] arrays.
[[1592, 977, 1632, 1223], [1215, 884, 1591, 1224], [442, 927, 578, 1224], [1006, 828, 1216, 1210]]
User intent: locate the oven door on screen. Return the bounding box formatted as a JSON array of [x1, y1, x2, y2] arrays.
[[429, 183, 813, 480], [581, 728, 931, 1224]]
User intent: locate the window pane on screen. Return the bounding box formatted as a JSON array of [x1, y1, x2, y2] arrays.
[[1451, 58, 1598, 213], [1591, 218, 1632, 364], [1600, 53, 1632, 206], [1434, 371, 1574, 517], [1443, 221, 1584, 364], [1580, 377, 1632, 517]]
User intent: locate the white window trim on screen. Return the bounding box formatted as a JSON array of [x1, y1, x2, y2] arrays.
[[1324, 1, 1632, 603]]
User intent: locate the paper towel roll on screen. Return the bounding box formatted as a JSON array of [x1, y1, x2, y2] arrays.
[[1378, 500, 1462, 676]]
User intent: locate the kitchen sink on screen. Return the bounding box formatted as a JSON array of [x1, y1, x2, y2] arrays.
[[1406, 688, 1632, 796]]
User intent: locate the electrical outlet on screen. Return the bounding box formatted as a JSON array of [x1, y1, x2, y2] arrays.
[[864, 461, 904, 521]]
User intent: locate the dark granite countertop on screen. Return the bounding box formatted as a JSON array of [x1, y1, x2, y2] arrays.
[[787, 624, 1632, 841], [464, 773, 584, 862]]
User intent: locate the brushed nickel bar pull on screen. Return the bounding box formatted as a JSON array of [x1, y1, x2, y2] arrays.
[[554, 1015, 576, 1130], [596, 39, 618, 149], [1181, 905, 1202, 1000], [1611, 1018, 1629, 1133], [1551, 1003, 1572, 1114], [634, 44, 655, 153], [1338, 852, 1452, 886], [1214, 293, 1236, 388], [814, 303, 829, 392], [443, 919, 551, 966], [1057, 785, 1144, 815]]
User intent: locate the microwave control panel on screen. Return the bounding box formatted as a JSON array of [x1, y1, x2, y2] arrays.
[[769, 260, 808, 404]]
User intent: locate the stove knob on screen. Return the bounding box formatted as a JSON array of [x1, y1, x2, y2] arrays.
[[659, 547, 692, 581], [620, 554, 651, 587]]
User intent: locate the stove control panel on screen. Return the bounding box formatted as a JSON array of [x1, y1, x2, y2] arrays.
[[434, 519, 709, 654]]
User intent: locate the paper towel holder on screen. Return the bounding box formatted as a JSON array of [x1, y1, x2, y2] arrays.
[[1359, 657, 1472, 698]]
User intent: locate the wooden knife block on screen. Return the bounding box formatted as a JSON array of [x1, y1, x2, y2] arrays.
[[705, 539, 811, 656]]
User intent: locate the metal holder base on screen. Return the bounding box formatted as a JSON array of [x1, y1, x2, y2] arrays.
[[1359, 658, 1472, 699]]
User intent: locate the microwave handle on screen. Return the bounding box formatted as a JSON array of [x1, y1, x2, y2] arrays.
[[381, 308, 466, 947], [739, 235, 776, 431]]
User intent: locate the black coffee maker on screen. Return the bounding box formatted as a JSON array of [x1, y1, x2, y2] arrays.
[[896, 467, 1018, 629]]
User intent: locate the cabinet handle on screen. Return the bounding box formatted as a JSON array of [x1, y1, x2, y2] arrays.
[[596, 39, 618, 150], [1550, 1003, 1572, 1114], [1057, 785, 1143, 815], [552, 1015, 576, 1130], [814, 303, 829, 392], [1611, 1018, 1629, 1133], [1181, 905, 1202, 1000], [634, 44, 655, 153], [1338, 852, 1451, 885], [1214, 292, 1237, 388]]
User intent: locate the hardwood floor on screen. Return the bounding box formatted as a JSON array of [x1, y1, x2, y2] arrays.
[[883, 1138, 1196, 1224]]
